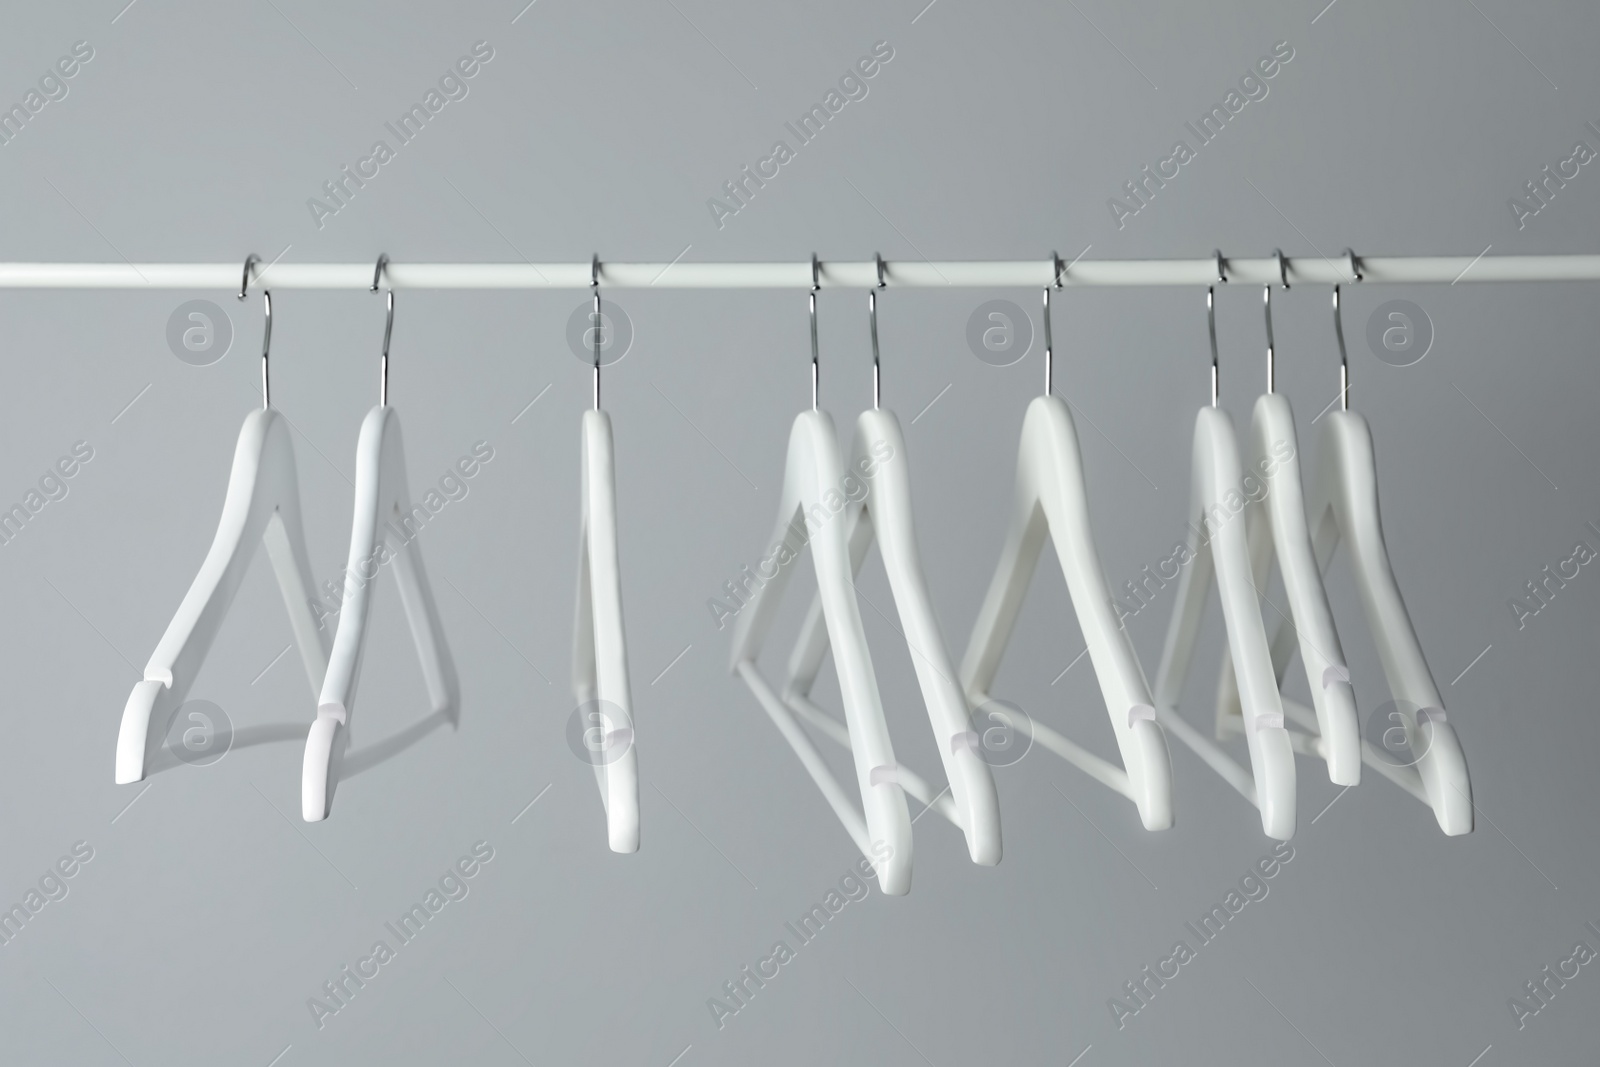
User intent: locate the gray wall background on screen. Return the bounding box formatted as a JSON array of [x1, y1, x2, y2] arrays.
[[0, 1, 1596, 1064]]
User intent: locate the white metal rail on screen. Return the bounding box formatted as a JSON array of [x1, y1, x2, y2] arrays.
[[0, 254, 1595, 290]]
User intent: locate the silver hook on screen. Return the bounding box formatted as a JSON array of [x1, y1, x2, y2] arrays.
[[238, 253, 260, 302], [1263, 284, 1276, 394], [373, 254, 392, 407], [1207, 286, 1219, 407], [1333, 285, 1350, 411], [1214, 249, 1228, 284], [1044, 251, 1064, 396], [235, 254, 267, 409], [239, 254, 270, 408], [591, 254, 601, 410], [1264, 249, 1290, 393], [869, 252, 885, 409], [258, 289, 272, 410], [1343, 247, 1362, 283], [809, 253, 820, 411]]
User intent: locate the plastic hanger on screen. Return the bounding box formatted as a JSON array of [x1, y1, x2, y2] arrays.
[[960, 255, 1173, 832], [117, 261, 330, 784], [729, 256, 913, 895], [778, 256, 1001, 866], [1150, 257, 1297, 840], [301, 257, 459, 820], [1211, 264, 1360, 786], [571, 256, 640, 853], [1260, 262, 1471, 834]]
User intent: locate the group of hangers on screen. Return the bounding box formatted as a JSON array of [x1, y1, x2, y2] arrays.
[[116, 253, 639, 853], [732, 249, 1472, 897], [111, 246, 1472, 879]]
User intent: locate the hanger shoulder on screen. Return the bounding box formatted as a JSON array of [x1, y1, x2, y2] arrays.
[[303, 406, 458, 822], [856, 409, 1001, 865], [574, 408, 639, 853], [1036, 397, 1175, 828], [780, 409, 1001, 866], [1221, 395, 1360, 786], [731, 410, 912, 892], [964, 395, 1173, 831], [1311, 412, 1471, 834], [117, 409, 326, 784], [1155, 406, 1295, 838]]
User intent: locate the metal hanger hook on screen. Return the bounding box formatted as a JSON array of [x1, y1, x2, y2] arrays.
[[1263, 284, 1276, 394], [591, 254, 602, 410], [1044, 251, 1064, 397], [238, 253, 260, 302], [239, 252, 270, 407], [258, 289, 272, 410], [869, 252, 885, 409], [809, 253, 820, 411], [373, 254, 392, 407], [1263, 250, 1291, 393], [1214, 249, 1228, 284], [1333, 284, 1350, 411], [1207, 286, 1219, 407], [1344, 247, 1362, 283]]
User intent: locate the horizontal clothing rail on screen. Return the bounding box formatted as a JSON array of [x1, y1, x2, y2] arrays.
[[0, 255, 1597, 290]]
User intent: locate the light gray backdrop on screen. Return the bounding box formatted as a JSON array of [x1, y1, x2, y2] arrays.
[[0, 1, 1596, 1064]]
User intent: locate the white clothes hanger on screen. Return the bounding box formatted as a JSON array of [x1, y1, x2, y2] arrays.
[[960, 258, 1173, 832], [571, 257, 640, 853], [730, 257, 913, 896], [302, 260, 459, 821], [117, 267, 329, 784], [1253, 270, 1471, 834], [1211, 264, 1360, 786], [1150, 263, 1298, 840], [779, 258, 1001, 866]]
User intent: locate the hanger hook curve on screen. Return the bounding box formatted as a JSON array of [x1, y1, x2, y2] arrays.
[[1214, 249, 1228, 284], [1344, 247, 1362, 283], [238, 253, 260, 302], [1274, 248, 1290, 290]]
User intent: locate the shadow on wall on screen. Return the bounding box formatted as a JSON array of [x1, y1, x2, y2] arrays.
[[139, 699, 454, 783]]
